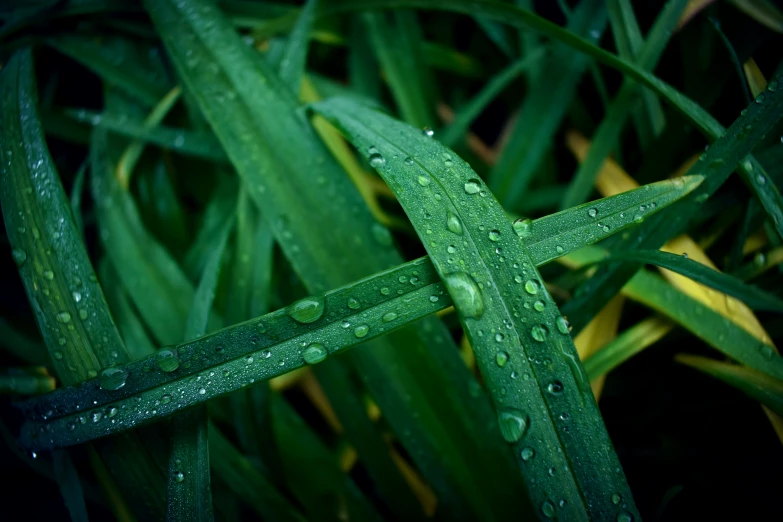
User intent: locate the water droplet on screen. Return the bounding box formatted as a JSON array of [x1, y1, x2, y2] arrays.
[[417, 175, 430, 186], [541, 500, 555, 517], [442, 272, 485, 318], [555, 245, 564, 254], [156, 349, 180, 372], [78, 309, 88, 320], [498, 410, 529, 442], [633, 214, 644, 224], [496, 351, 509, 367], [446, 212, 463, 235], [11, 248, 26, 267], [107, 406, 118, 417], [464, 179, 481, 194], [429, 295, 439, 303], [288, 296, 325, 323], [99, 366, 127, 390], [533, 300, 545, 312], [588, 208, 598, 218], [755, 93, 765, 104], [611, 493, 622, 505], [617, 513, 633, 522], [246, 355, 254, 364], [380, 311, 398, 323], [520, 447, 535, 461], [556, 316, 571, 334], [404, 156, 414, 166], [72, 291, 82, 303], [66, 421, 75, 431], [347, 297, 361, 310], [512, 218, 532, 238], [43, 270, 54, 280], [447, 244, 457, 254], [54, 350, 63, 360], [531, 325, 548, 342], [91, 411, 103, 423], [547, 380, 564, 395], [380, 287, 390, 295], [56, 312, 71, 323], [302, 342, 328, 364], [524, 280, 540, 295], [422, 127, 434, 137], [198, 387, 206, 395], [369, 153, 386, 168], [174, 471, 185, 483], [354, 324, 369, 338], [160, 394, 172, 404], [488, 229, 501, 242], [495, 332, 505, 342]]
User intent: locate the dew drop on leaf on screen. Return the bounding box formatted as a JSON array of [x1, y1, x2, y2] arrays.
[[498, 409, 529, 442], [369, 153, 386, 168], [512, 218, 532, 238], [156, 349, 180, 373], [382, 312, 397, 323], [443, 272, 485, 319], [488, 229, 501, 242], [302, 343, 328, 365], [531, 325, 548, 342], [354, 324, 369, 338], [496, 351, 509, 367], [520, 447, 535, 461], [11, 248, 26, 267], [524, 280, 540, 295], [446, 212, 463, 235], [464, 179, 481, 194], [99, 366, 127, 390], [288, 296, 325, 323]]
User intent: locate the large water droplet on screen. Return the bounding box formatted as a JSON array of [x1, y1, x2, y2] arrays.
[[303, 343, 327, 364], [588, 207, 598, 218], [524, 280, 540, 295], [531, 325, 548, 342], [488, 229, 501, 242], [496, 351, 509, 367], [541, 500, 555, 518], [547, 380, 564, 395], [556, 316, 571, 334], [347, 297, 361, 310], [464, 179, 481, 194], [369, 153, 386, 168], [174, 471, 185, 483], [617, 513, 633, 522], [354, 324, 369, 338], [442, 272, 485, 319], [498, 410, 529, 442], [156, 349, 180, 373], [512, 218, 532, 238], [446, 212, 463, 235], [99, 367, 127, 391], [382, 312, 398, 323], [288, 296, 325, 323]]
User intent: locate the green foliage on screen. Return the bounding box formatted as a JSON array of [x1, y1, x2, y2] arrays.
[[1, 0, 783, 520]]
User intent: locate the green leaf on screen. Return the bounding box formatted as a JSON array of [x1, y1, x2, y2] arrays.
[[276, 0, 318, 92], [311, 96, 640, 521], [560, 0, 687, 209], [596, 249, 783, 313], [52, 450, 89, 522], [583, 317, 672, 379], [676, 354, 783, 417]]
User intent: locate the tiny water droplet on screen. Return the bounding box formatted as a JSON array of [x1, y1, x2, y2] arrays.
[[56, 312, 71, 323], [288, 296, 325, 323], [156, 349, 180, 372], [524, 280, 540, 295], [488, 229, 501, 242], [547, 380, 564, 395], [496, 351, 509, 367], [99, 367, 127, 390], [588, 208, 598, 218], [369, 152, 386, 168], [422, 127, 434, 137], [520, 447, 535, 461], [533, 300, 545, 312], [495, 332, 505, 342], [755, 93, 765, 104], [382, 312, 398, 323], [11, 248, 26, 267], [354, 324, 370, 338], [417, 175, 430, 186], [429, 295, 439, 303], [347, 297, 361, 310], [91, 411, 103, 423], [617, 513, 633, 522], [43, 270, 54, 280], [498, 410, 529, 442], [556, 316, 571, 334], [541, 501, 555, 518], [174, 471, 185, 483], [556, 245, 564, 254], [54, 350, 63, 360], [611, 493, 622, 505]]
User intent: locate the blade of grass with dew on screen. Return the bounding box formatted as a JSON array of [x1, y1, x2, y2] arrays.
[[312, 96, 641, 522], [487, 0, 606, 209], [607, 0, 666, 146], [270, 394, 383, 522], [561, 246, 783, 380], [0, 48, 166, 520], [22, 175, 699, 445], [275, 0, 317, 92], [676, 354, 783, 416], [560, 0, 687, 209], [47, 34, 168, 107], [167, 218, 231, 522], [728, 0, 783, 33], [209, 423, 306, 522], [144, 1, 526, 518], [563, 75, 783, 334], [583, 317, 673, 380], [439, 47, 547, 148], [67, 109, 226, 163], [69, 161, 87, 240], [595, 249, 783, 312], [363, 10, 437, 128]]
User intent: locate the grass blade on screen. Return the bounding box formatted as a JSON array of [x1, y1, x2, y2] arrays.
[[560, 0, 687, 209], [676, 354, 783, 416], [583, 317, 673, 379], [312, 96, 640, 521], [597, 249, 783, 312], [52, 450, 89, 522], [276, 0, 318, 92], [488, 0, 606, 208]]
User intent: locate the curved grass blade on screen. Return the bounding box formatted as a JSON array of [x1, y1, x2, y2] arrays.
[[363, 10, 437, 128], [676, 354, 783, 417], [276, 0, 317, 92], [52, 450, 89, 522], [1, 48, 165, 520], [144, 1, 526, 518], [596, 249, 783, 312], [560, 0, 687, 209], [583, 317, 673, 379], [48, 34, 168, 107], [311, 96, 640, 521], [439, 48, 547, 148]]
